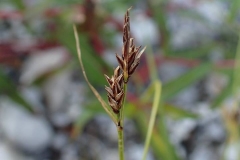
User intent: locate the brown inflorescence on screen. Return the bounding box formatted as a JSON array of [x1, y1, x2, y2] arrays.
[[105, 66, 124, 114], [105, 7, 146, 114], [116, 7, 146, 83]]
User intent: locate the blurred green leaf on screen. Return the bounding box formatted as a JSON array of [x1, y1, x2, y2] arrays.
[[57, 25, 108, 86], [51, 0, 84, 6], [0, 69, 33, 112], [162, 62, 212, 100], [85, 99, 139, 124], [72, 109, 95, 137], [232, 32, 240, 95], [177, 9, 211, 24], [140, 83, 198, 119], [101, 0, 138, 12], [10, 0, 25, 10], [149, 1, 170, 55], [229, 0, 240, 22], [168, 43, 214, 59], [164, 104, 198, 119], [136, 78, 179, 159], [142, 80, 162, 160], [211, 80, 232, 109], [157, 115, 180, 160], [145, 45, 158, 81], [135, 112, 179, 160]]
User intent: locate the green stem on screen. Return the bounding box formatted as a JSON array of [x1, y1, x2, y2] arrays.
[[117, 83, 127, 160], [120, 83, 127, 127], [118, 126, 124, 160], [142, 80, 161, 160], [73, 25, 118, 125], [232, 32, 240, 99]]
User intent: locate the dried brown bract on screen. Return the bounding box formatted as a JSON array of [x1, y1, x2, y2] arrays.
[[116, 7, 146, 83], [105, 66, 124, 114]]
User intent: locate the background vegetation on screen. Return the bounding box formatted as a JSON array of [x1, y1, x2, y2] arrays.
[[0, 0, 240, 160]]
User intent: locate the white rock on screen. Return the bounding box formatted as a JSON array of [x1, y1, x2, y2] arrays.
[[173, 85, 199, 108], [224, 142, 240, 160], [190, 145, 219, 160], [196, 0, 227, 24], [100, 149, 118, 160], [205, 72, 229, 99], [20, 86, 44, 111], [167, 14, 212, 49], [0, 98, 53, 152], [52, 132, 68, 150], [96, 115, 118, 141], [20, 47, 68, 84], [43, 69, 72, 112], [126, 144, 154, 160], [208, 47, 224, 62], [204, 121, 225, 142], [61, 144, 79, 160], [0, 142, 33, 160], [193, 102, 212, 118], [171, 0, 196, 8], [158, 62, 188, 83], [103, 49, 119, 67], [131, 10, 160, 46], [169, 118, 197, 143], [43, 70, 84, 127]]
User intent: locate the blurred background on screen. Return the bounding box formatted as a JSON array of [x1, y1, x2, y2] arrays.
[[0, 0, 240, 160]]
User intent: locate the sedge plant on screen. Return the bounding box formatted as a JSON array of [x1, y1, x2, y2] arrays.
[[73, 7, 161, 160]]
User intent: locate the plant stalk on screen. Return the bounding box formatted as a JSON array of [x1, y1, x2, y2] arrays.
[[120, 83, 127, 127], [142, 80, 161, 160], [118, 83, 127, 160], [118, 126, 124, 160]]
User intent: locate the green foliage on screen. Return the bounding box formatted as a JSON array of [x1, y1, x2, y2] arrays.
[[168, 43, 214, 59], [0, 69, 33, 112], [58, 25, 108, 86], [1, 0, 240, 159], [162, 63, 212, 101]]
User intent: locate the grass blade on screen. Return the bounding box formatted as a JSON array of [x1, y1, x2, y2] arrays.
[[135, 111, 179, 160], [73, 25, 117, 125], [142, 80, 162, 160], [0, 69, 33, 112], [164, 103, 198, 119], [58, 25, 108, 85], [162, 62, 212, 100]]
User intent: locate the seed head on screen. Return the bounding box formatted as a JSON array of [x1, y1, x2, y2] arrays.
[[105, 66, 124, 114], [105, 7, 145, 115], [116, 7, 146, 83]]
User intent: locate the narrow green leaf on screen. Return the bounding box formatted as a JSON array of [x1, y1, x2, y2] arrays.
[[135, 112, 179, 160], [157, 115, 179, 160], [145, 45, 157, 81], [168, 43, 214, 59], [138, 79, 179, 160], [142, 80, 162, 160], [232, 32, 240, 96], [10, 0, 25, 10], [228, 0, 240, 22], [162, 62, 212, 100], [163, 104, 198, 119], [57, 24, 108, 86], [72, 110, 94, 137], [211, 82, 232, 109], [0, 69, 33, 112], [73, 25, 118, 125], [149, 1, 170, 56]]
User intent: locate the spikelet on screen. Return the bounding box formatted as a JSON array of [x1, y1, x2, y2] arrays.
[[116, 7, 146, 83], [105, 7, 145, 114], [105, 66, 124, 114]]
